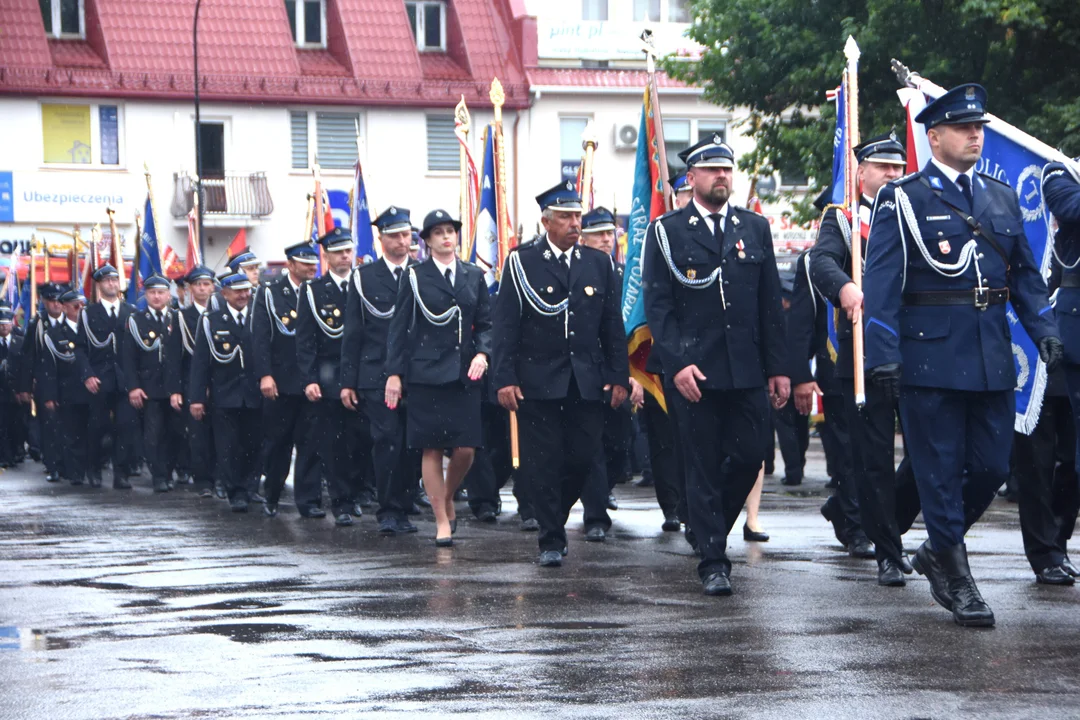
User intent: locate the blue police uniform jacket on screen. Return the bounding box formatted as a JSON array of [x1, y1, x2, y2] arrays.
[[1043, 161, 1080, 364], [642, 202, 788, 388], [385, 259, 493, 386], [862, 160, 1057, 391]]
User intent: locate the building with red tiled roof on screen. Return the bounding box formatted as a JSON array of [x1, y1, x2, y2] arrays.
[[0, 0, 532, 265]]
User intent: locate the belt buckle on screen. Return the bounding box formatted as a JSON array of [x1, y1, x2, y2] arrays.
[[974, 287, 989, 310]]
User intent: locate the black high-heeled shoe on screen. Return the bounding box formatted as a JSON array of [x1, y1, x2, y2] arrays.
[[743, 524, 769, 542], [435, 536, 454, 547]]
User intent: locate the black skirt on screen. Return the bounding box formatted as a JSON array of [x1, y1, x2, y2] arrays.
[[406, 382, 482, 449]]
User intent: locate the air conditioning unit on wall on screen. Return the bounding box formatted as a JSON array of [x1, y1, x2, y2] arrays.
[[613, 122, 638, 151]]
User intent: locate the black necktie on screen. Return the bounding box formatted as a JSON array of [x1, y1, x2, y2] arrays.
[[444, 267, 453, 287], [709, 212, 725, 247], [957, 174, 973, 212], [394, 267, 402, 283], [238, 311, 245, 327], [109, 306, 116, 320]]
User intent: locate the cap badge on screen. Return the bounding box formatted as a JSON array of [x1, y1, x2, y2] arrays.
[[389, 206, 397, 214], [436, 211, 443, 217], [889, 129, 898, 143], [713, 133, 723, 144]]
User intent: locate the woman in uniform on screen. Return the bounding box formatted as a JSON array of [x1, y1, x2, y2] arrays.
[[385, 210, 493, 546]]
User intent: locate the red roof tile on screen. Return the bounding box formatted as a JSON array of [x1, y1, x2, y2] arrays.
[[527, 67, 691, 90], [0, 0, 530, 108]]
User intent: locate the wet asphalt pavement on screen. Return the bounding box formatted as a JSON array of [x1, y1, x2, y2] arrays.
[[2, 440, 1079, 720]]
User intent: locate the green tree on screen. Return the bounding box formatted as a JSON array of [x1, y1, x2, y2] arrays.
[[666, 0, 1080, 221]]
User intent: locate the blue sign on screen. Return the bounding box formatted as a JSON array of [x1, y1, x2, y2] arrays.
[[0, 172, 12, 222]]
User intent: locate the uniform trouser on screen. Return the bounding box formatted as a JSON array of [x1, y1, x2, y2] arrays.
[[186, 401, 215, 489], [1017, 395, 1079, 572], [88, 390, 132, 480], [319, 400, 361, 514], [580, 403, 632, 530], [516, 388, 604, 553], [262, 394, 322, 510], [464, 401, 518, 517], [821, 392, 864, 544], [61, 402, 90, 482], [141, 398, 171, 482], [213, 406, 260, 501], [900, 386, 1012, 551], [673, 387, 771, 580], [359, 389, 412, 522], [13, 403, 28, 460], [641, 392, 683, 516], [0, 400, 15, 464], [772, 400, 809, 482], [38, 400, 62, 474]]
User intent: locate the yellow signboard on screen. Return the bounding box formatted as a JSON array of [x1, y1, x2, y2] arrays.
[[42, 104, 92, 164]]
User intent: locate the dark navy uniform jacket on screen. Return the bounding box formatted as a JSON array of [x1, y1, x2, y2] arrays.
[[863, 161, 1056, 391], [1043, 161, 1080, 364], [0, 333, 24, 402], [340, 259, 416, 392], [17, 315, 61, 399], [385, 259, 493, 386], [492, 238, 628, 402], [188, 305, 260, 409], [251, 274, 306, 397], [39, 318, 92, 405], [166, 303, 207, 398], [808, 201, 872, 380], [120, 307, 171, 399], [295, 272, 349, 395], [788, 250, 839, 394], [642, 202, 788, 388], [82, 301, 134, 394]]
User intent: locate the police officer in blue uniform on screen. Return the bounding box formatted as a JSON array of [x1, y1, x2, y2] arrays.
[[297, 227, 362, 526], [81, 264, 137, 489], [643, 136, 790, 596], [121, 274, 174, 493], [341, 208, 420, 534], [863, 84, 1064, 626], [40, 288, 93, 486], [168, 265, 219, 497], [493, 181, 629, 567], [188, 272, 262, 512], [809, 132, 920, 581], [251, 241, 324, 518]]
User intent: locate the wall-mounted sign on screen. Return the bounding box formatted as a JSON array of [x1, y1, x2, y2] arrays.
[[1, 170, 141, 224], [537, 20, 702, 61]]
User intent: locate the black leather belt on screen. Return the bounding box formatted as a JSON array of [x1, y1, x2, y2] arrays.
[[902, 287, 1009, 310], [1061, 274, 1080, 289]]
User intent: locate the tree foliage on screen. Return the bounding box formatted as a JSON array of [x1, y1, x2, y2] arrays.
[[665, 0, 1080, 220]]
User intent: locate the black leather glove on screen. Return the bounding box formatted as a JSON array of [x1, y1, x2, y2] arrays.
[[868, 362, 902, 403], [1038, 336, 1065, 374]]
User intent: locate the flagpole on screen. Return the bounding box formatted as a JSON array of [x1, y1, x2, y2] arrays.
[[130, 211, 143, 301], [29, 235, 38, 321], [844, 36, 866, 407], [580, 121, 598, 213], [106, 207, 126, 291], [456, 95, 473, 261]]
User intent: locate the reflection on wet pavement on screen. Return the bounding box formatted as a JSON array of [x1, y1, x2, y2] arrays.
[[1, 454, 1079, 719]]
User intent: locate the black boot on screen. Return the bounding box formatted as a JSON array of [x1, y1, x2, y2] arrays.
[[911, 540, 953, 611], [936, 543, 995, 628]]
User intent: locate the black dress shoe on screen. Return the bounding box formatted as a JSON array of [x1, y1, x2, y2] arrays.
[[213, 482, 227, 500], [230, 498, 249, 513], [435, 536, 454, 547], [263, 503, 278, 517], [379, 518, 398, 534], [453, 487, 468, 502], [702, 572, 732, 596], [397, 518, 418, 533], [1036, 566, 1075, 586], [911, 541, 954, 611], [350, 503, 364, 518], [606, 494, 618, 511], [112, 477, 131, 489], [938, 543, 995, 627], [46, 472, 60, 483], [584, 526, 606, 542], [475, 509, 498, 523], [899, 554, 914, 575], [199, 488, 213, 498], [1061, 556, 1080, 577], [334, 513, 354, 527], [153, 478, 169, 493], [520, 518, 540, 532], [299, 507, 327, 519], [662, 511, 681, 532], [877, 558, 906, 587], [780, 476, 802, 486], [743, 524, 769, 542], [538, 550, 562, 567], [847, 537, 875, 559]]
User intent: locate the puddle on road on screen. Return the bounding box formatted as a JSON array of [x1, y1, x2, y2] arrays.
[[196, 623, 301, 643], [0, 627, 74, 651]]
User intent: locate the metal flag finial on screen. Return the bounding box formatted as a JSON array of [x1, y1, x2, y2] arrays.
[[844, 35, 860, 62], [455, 94, 471, 135], [581, 120, 599, 151]]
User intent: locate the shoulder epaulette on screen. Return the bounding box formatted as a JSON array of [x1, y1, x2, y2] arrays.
[[978, 172, 1011, 188], [893, 172, 920, 186], [657, 208, 681, 221]]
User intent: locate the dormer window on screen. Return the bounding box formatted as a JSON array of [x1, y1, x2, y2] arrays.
[[405, 1, 446, 52], [285, 0, 326, 48], [39, 0, 84, 39]]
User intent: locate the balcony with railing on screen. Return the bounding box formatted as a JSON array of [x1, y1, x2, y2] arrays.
[[171, 172, 274, 222]]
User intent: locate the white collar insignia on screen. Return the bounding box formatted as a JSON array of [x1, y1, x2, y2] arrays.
[[543, 249, 552, 260], [689, 215, 699, 226], [574, 248, 581, 260], [731, 214, 741, 226]]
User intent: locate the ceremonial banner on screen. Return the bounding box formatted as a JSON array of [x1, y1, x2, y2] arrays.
[[128, 197, 162, 303], [622, 89, 667, 410], [900, 87, 1052, 434], [825, 84, 848, 208]]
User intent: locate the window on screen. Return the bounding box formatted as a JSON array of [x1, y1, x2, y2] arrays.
[[426, 115, 457, 172], [668, 0, 691, 22], [285, 0, 325, 47], [290, 112, 308, 169], [406, 1, 446, 52], [560, 116, 590, 182], [633, 0, 660, 22], [582, 0, 608, 21], [41, 102, 122, 166], [664, 119, 691, 177], [315, 112, 360, 169], [39, 0, 83, 38]]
